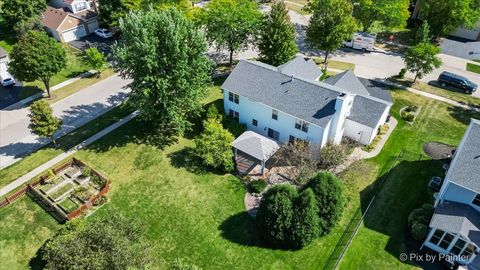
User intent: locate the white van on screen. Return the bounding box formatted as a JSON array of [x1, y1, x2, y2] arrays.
[[344, 32, 376, 52], [0, 62, 15, 87]]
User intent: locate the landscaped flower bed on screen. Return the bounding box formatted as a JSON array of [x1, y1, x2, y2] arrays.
[[400, 105, 420, 123], [48, 183, 74, 202], [58, 197, 80, 214]]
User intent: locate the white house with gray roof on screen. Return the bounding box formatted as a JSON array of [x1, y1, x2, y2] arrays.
[[221, 56, 392, 147], [423, 119, 480, 268]]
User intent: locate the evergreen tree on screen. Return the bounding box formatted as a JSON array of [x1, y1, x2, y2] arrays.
[[291, 188, 321, 248], [257, 0, 298, 66], [28, 100, 62, 146]]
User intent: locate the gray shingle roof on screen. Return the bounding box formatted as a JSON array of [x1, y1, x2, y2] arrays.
[[359, 78, 393, 103], [348, 95, 389, 128], [430, 201, 480, 243], [277, 56, 322, 80], [447, 119, 480, 193], [324, 70, 370, 96], [222, 60, 342, 128]]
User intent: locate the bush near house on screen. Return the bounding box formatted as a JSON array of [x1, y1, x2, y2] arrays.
[[248, 179, 267, 193], [318, 142, 348, 169], [401, 111, 415, 122], [408, 203, 434, 240]]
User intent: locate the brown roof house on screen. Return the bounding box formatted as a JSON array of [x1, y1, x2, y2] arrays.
[[42, 0, 99, 42]]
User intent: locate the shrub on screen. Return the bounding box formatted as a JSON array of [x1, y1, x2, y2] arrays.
[[401, 111, 414, 122], [319, 142, 347, 169], [194, 118, 235, 172], [206, 105, 222, 122], [91, 174, 107, 189], [291, 188, 321, 248], [223, 115, 246, 137], [256, 184, 297, 247], [82, 167, 92, 177], [303, 172, 345, 235], [408, 204, 434, 241], [93, 195, 108, 206], [398, 68, 407, 79], [249, 179, 267, 193], [378, 124, 389, 135], [411, 223, 429, 240], [74, 186, 91, 201]]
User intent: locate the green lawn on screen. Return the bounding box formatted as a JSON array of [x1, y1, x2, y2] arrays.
[[1, 83, 479, 269], [467, 63, 480, 74], [391, 77, 480, 108], [313, 57, 356, 71]]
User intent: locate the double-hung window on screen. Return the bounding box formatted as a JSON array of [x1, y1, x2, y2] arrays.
[[228, 92, 239, 104], [229, 109, 239, 122], [295, 119, 309, 133], [267, 128, 279, 141], [272, 109, 278, 120]]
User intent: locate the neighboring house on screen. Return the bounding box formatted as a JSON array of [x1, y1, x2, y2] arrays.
[[222, 56, 392, 147], [422, 119, 480, 268], [42, 0, 99, 42], [0, 47, 8, 64]]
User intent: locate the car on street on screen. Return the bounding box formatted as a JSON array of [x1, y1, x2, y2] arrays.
[[343, 32, 376, 52], [437, 71, 477, 94], [94, 29, 113, 39]]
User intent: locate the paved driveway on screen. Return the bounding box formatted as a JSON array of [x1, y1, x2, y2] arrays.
[[0, 75, 131, 169], [69, 34, 117, 57]]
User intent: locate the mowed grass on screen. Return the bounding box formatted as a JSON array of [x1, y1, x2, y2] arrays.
[[313, 57, 356, 71], [340, 89, 480, 269], [1, 84, 479, 269], [467, 62, 480, 74]]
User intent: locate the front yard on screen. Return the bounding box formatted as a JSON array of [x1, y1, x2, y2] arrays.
[[1, 82, 479, 269]]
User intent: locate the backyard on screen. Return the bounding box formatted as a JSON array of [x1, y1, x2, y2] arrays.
[[1, 82, 479, 269]]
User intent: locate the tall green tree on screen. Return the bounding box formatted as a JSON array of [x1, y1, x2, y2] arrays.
[[43, 213, 153, 269], [303, 172, 345, 235], [200, 0, 262, 65], [404, 42, 442, 82], [257, 0, 298, 66], [350, 0, 410, 31], [419, 0, 480, 37], [415, 20, 431, 44], [28, 100, 62, 146], [291, 188, 321, 248], [1, 0, 46, 28], [194, 108, 235, 172], [306, 0, 356, 69], [113, 8, 212, 134], [85, 47, 108, 73], [9, 31, 66, 97]]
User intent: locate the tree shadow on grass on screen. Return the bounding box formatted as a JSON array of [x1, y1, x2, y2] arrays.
[[218, 211, 278, 249], [167, 147, 227, 176], [447, 106, 480, 126], [29, 239, 47, 270]]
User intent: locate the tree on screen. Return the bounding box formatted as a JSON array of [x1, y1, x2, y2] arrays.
[[306, 0, 356, 69], [303, 172, 345, 235], [273, 140, 318, 185], [256, 184, 297, 247], [319, 142, 348, 169], [1, 0, 46, 28], [200, 0, 262, 65], [350, 0, 410, 32], [113, 8, 212, 134], [404, 42, 442, 82], [85, 47, 108, 73], [257, 0, 298, 66], [42, 213, 153, 269], [9, 31, 66, 97], [419, 0, 480, 37], [194, 113, 235, 172], [415, 20, 431, 44], [28, 100, 62, 146], [291, 188, 320, 248], [13, 17, 43, 39]]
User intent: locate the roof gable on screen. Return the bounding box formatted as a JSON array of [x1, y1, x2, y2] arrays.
[[324, 70, 370, 96], [277, 56, 322, 80]]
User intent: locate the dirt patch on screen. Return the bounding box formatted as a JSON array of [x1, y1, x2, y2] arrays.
[[423, 142, 455, 160]]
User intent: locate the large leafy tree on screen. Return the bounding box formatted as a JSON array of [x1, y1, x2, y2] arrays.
[[200, 0, 262, 65], [28, 100, 62, 146], [351, 0, 410, 31], [113, 8, 212, 134], [257, 0, 298, 66], [194, 107, 235, 172], [419, 0, 480, 37], [257, 184, 298, 247], [404, 42, 442, 82], [1, 0, 46, 28], [291, 188, 321, 248], [42, 213, 153, 269], [9, 31, 66, 97], [303, 172, 345, 235], [85, 47, 108, 73], [306, 0, 356, 69]]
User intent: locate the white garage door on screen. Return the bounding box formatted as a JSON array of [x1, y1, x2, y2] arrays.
[[87, 20, 99, 33], [62, 25, 87, 42]]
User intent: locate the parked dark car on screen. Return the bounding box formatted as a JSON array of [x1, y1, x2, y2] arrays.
[[437, 71, 478, 94]]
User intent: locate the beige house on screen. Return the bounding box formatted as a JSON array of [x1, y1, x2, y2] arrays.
[[42, 0, 99, 42]]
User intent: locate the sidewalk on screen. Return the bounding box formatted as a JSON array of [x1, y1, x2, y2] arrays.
[[0, 111, 139, 197]]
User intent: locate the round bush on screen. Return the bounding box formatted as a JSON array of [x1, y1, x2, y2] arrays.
[[249, 179, 267, 194], [408, 203, 434, 228], [411, 223, 429, 240]]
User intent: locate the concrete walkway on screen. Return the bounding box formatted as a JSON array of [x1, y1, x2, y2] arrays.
[[332, 117, 398, 174], [0, 111, 139, 197], [0, 74, 131, 169]]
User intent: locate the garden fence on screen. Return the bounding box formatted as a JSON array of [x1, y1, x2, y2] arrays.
[[322, 150, 405, 270]]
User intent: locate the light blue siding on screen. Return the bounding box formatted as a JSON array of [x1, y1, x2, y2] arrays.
[[223, 90, 328, 146]]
